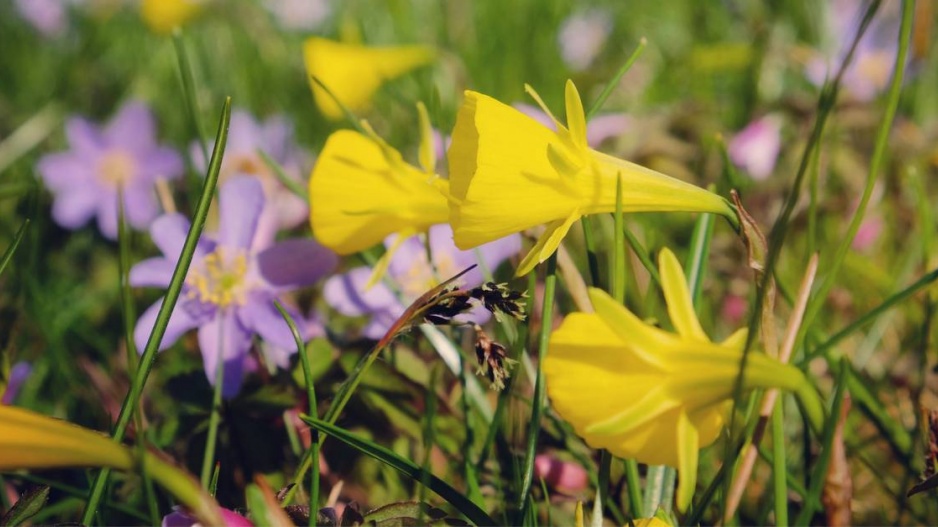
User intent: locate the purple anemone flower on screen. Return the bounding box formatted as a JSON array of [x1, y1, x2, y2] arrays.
[[131, 177, 337, 397], [324, 224, 520, 340], [37, 101, 184, 240], [728, 114, 782, 181], [804, 0, 903, 102], [191, 109, 309, 247], [514, 103, 630, 148]]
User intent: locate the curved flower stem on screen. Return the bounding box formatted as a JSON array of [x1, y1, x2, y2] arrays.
[[517, 253, 557, 524], [81, 99, 231, 524], [200, 312, 228, 487]]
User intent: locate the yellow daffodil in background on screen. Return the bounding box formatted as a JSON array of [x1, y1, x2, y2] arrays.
[[309, 104, 449, 286], [448, 80, 737, 276], [140, 0, 205, 33], [544, 248, 823, 512], [303, 37, 435, 120], [0, 405, 223, 525]]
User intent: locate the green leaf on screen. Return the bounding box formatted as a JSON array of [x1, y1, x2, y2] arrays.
[[1, 485, 49, 527], [300, 417, 496, 527]]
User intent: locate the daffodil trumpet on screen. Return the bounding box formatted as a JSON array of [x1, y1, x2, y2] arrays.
[[309, 104, 449, 287], [448, 80, 738, 276], [544, 248, 823, 512]]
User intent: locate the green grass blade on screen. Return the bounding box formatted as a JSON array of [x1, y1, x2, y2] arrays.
[[200, 316, 227, 486], [172, 30, 208, 163], [579, 216, 601, 288], [798, 0, 913, 343], [586, 38, 647, 120], [804, 266, 938, 363], [258, 149, 309, 203], [517, 254, 557, 524], [793, 358, 849, 526], [274, 300, 321, 520], [623, 228, 661, 288], [0, 220, 29, 277], [81, 98, 232, 524], [301, 417, 497, 526], [771, 398, 788, 526]]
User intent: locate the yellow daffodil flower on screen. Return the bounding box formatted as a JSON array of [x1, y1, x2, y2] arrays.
[[309, 105, 448, 286], [544, 248, 823, 512], [0, 405, 224, 525], [448, 80, 737, 276], [140, 0, 205, 33], [303, 37, 435, 120]]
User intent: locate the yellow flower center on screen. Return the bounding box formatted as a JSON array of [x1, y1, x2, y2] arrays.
[[186, 248, 250, 308], [398, 250, 458, 300], [226, 153, 271, 180], [97, 150, 136, 188]]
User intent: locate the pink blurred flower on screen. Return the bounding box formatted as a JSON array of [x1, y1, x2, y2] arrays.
[[728, 115, 782, 181], [852, 216, 883, 252], [557, 10, 612, 72], [535, 454, 589, 494], [14, 0, 73, 37], [721, 294, 748, 327]]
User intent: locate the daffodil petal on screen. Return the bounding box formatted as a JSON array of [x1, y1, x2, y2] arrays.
[[515, 211, 579, 276], [586, 288, 674, 369], [658, 248, 708, 341], [720, 327, 749, 348], [365, 230, 413, 289], [675, 410, 700, 513], [416, 102, 435, 174], [585, 385, 678, 436], [564, 79, 588, 150], [524, 83, 564, 131]]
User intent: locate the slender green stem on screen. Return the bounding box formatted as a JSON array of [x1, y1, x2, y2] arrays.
[[586, 38, 648, 120], [81, 99, 231, 524], [258, 149, 308, 203], [799, 0, 913, 342], [623, 228, 661, 288], [579, 216, 601, 288], [793, 359, 849, 526], [117, 193, 159, 526], [771, 398, 788, 526], [200, 313, 227, 486], [721, 0, 884, 517], [274, 301, 320, 520], [0, 219, 29, 277], [172, 30, 208, 164], [518, 254, 557, 524]]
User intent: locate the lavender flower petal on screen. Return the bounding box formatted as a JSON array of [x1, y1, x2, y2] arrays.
[[37, 152, 94, 191], [103, 102, 157, 154], [51, 187, 99, 228], [217, 176, 264, 249], [238, 296, 307, 350], [256, 238, 338, 289], [198, 313, 254, 398], [324, 267, 400, 318], [134, 298, 202, 353], [129, 257, 176, 288]]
